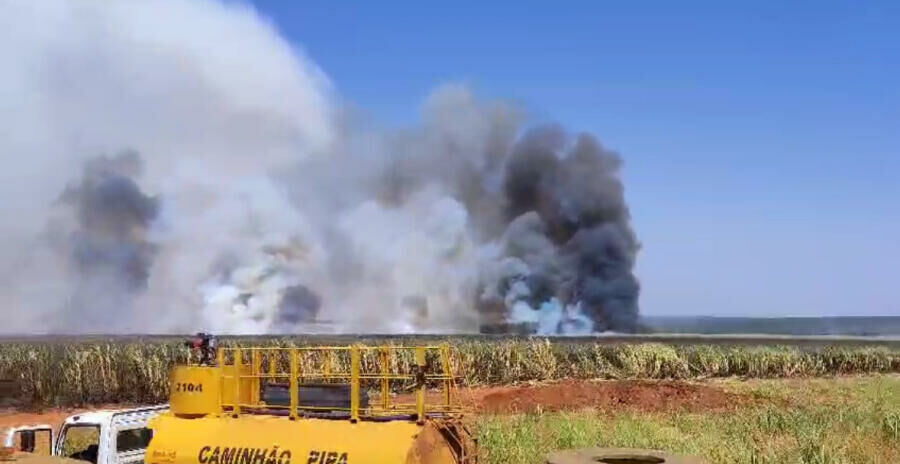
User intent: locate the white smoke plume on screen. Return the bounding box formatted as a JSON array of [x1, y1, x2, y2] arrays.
[[0, 0, 639, 335]]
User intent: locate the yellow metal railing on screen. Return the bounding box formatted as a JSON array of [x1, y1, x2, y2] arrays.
[[213, 344, 462, 423]]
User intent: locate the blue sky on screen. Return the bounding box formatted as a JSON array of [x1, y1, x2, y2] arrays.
[[248, 0, 899, 317]]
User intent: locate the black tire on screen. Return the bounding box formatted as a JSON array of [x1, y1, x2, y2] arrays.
[[546, 447, 708, 464]]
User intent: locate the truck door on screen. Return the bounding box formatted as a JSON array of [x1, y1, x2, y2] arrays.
[[108, 406, 168, 464]]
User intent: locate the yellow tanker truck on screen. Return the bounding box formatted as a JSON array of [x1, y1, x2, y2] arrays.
[[144, 336, 476, 464]]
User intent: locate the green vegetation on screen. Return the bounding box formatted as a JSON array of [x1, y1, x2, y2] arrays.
[[475, 375, 900, 464], [0, 339, 899, 406]]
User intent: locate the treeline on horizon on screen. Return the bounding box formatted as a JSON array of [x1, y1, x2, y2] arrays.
[[1, 338, 900, 407], [639, 315, 900, 336]]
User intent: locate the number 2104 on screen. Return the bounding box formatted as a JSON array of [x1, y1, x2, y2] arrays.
[[175, 382, 203, 393]]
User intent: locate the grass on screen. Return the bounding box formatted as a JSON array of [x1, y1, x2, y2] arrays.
[[474, 375, 900, 464], [0, 338, 899, 406]]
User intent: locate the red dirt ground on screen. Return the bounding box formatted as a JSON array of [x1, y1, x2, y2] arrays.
[[0, 409, 78, 432], [461, 380, 749, 414], [0, 380, 751, 433], [403, 379, 753, 414]]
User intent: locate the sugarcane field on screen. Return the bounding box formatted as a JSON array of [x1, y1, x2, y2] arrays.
[[2, 336, 900, 463]]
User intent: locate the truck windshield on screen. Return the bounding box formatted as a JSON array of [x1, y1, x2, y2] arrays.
[[59, 425, 100, 464]]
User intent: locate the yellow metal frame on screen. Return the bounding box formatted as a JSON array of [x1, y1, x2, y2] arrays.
[[206, 344, 462, 422]]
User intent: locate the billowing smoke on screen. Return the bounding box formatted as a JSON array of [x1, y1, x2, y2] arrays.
[[474, 126, 640, 334], [0, 0, 639, 335], [55, 151, 160, 329]]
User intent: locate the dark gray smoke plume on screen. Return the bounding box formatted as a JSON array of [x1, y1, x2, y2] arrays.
[[466, 125, 640, 334], [55, 151, 159, 329], [505, 128, 639, 331], [277, 284, 322, 324]]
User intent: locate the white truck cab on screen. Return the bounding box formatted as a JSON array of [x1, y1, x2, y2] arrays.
[[4, 406, 168, 464]]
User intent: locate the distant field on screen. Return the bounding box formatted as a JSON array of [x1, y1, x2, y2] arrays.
[[641, 315, 900, 337], [1, 337, 900, 407]]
